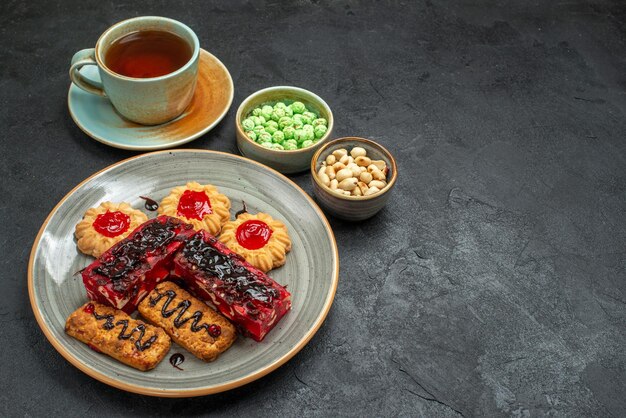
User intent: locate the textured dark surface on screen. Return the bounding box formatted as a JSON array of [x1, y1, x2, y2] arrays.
[[1, 0, 625, 416]]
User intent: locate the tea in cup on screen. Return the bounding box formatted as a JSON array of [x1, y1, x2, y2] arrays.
[[70, 16, 200, 125]]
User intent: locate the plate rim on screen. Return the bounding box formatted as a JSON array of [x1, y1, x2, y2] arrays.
[[67, 49, 235, 151], [28, 149, 339, 397]]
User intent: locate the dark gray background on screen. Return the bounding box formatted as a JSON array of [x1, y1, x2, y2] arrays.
[[1, 0, 625, 416]]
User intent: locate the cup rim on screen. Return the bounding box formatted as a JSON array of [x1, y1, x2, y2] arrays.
[[235, 85, 334, 154], [310, 137, 398, 201], [94, 16, 200, 82]]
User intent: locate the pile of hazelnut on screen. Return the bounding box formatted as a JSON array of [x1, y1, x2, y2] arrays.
[[316, 147, 389, 197]]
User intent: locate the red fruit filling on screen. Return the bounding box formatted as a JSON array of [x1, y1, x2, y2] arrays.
[[177, 190, 212, 220], [236, 220, 273, 250], [208, 324, 222, 338], [93, 211, 131, 238]]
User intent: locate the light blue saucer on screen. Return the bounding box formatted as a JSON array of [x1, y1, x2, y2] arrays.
[[67, 49, 234, 151]]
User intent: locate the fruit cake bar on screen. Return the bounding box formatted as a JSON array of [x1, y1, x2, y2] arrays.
[[173, 230, 291, 341], [81, 216, 195, 314]]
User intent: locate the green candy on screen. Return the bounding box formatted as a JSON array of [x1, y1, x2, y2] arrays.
[[300, 114, 313, 125], [312, 118, 327, 127], [278, 116, 293, 129], [292, 114, 304, 128], [314, 124, 327, 139], [263, 119, 278, 128], [241, 118, 255, 131], [271, 107, 286, 121], [290, 101, 306, 114], [272, 131, 285, 143], [261, 105, 273, 120], [294, 129, 306, 142], [283, 126, 295, 140], [246, 131, 257, 141], [246, 101, 323, 151], [258, 132, 272, 143], [302, 124, 315, 140]]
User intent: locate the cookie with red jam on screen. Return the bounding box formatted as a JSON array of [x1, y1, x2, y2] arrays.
[[75, 201, 148, 258], [158, 182, 231, 235], [218, 211, 291, 273]]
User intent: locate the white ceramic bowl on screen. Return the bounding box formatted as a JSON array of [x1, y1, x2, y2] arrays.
[[235, 86, 334, 174]]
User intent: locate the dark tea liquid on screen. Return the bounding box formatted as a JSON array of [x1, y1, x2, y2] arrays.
[[105, 30, 192, 78]]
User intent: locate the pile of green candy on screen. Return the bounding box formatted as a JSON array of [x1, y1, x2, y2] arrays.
[[241, 101, 328, 150]]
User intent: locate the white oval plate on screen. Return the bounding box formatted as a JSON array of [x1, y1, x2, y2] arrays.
[[28, 150, 338, 397]]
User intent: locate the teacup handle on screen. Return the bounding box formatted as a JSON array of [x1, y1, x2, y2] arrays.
[[69, 48, 106, 97]]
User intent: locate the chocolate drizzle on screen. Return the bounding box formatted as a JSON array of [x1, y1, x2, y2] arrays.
[[140, 196, 159, 211], [148, 289, 221, 338], [87, 304, 157, 351], [94, 217, 187, 280], [169, 353, 185, 370], [181, 234, 278, 306], [235, 201, 248, 218]]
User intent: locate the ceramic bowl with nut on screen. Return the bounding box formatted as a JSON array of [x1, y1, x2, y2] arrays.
[[310, 137, 398, 221], [235, 86, 334, 174]]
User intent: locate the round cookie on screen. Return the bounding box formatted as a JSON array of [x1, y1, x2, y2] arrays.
[[158, 182, 231, 235], [75, 202, 149, 258], [219, 212, 291, 273]]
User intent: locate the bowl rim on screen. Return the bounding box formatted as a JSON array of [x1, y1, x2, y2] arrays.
[[310, 137, 398, 201], [235, 85, 334, 154]]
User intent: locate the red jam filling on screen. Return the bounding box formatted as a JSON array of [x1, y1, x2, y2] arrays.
[[93, 211, 131, 238], [177, 190, 212, 220], [236, 220, 273, 250], [208, 324, 221, 338]]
